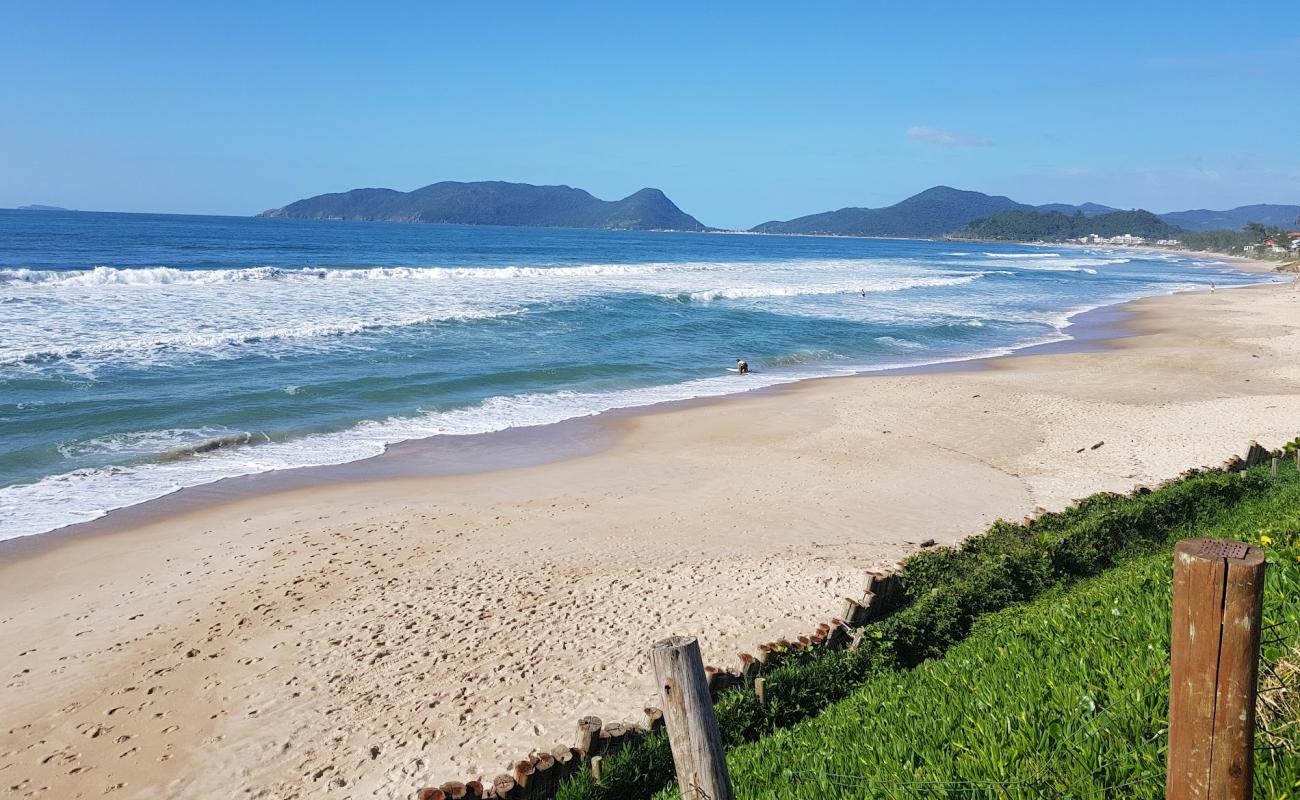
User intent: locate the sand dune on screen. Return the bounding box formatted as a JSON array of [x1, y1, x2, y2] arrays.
[[4, 274, 1300, 798]]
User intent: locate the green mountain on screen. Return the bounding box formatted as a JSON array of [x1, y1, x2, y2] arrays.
[[750, 186, 1029, 236], [259, 181, 707, 231], [1035, 201, 1118, 216], [955, 209, 1183, 241], [1159, 204, 1300, 232]]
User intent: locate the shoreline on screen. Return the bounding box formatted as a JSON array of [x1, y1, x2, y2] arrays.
[[0, 300, 1134, 561], [1, 252, 1281, 552], [4, 270, 1300, 798]]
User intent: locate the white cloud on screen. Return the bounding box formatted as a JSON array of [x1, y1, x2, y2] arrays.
[[906, 126, 991, 148]]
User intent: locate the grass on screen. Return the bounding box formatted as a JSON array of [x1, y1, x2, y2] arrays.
[[557, 459, 1300, 800], [668, 467, 1300, 798]]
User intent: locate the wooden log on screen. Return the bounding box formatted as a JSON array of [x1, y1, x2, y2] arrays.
[[738, 652, 760, 683], [1272, 456, 1279, 478], [574, 715, 602, 758], [490, 774, 515, 799], [644, 706, 665, 731], [547, 744, 575, 786], [511, 760, 534, 798], [465, 780, 486, 799], [651, 636, 735, 800], [753, 676, 765, 704], [439, 782, 468, 800], [757, 642, 782, 669], [530, 752, 555, 797], [590, 755, 602, 784], [599, 722, 628, 755], [416, 789, 446, 800], [826, 618, 850, 650], [1167, 538, 1266, 800], [841, 597, 870, 627], [848, 628, 866, 651], [706, 666, 741, 696]]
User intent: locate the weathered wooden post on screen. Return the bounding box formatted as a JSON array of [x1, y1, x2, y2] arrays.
[[1271, 456, 1279, 478], [1167, 538, 1266, 800], [575, 715, 602, 758], [650, 636, 736, 800]]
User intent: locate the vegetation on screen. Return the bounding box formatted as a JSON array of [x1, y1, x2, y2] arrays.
[[953, 208, 1181, 242], [557, 456, 1300, 800], [750, 186, 1028, 237], [259, 181, 708, 231], [1181, 220, 1297, 259], [710, 482, 1300, 798]]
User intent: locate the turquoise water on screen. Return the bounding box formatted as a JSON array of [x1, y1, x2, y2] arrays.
[[0, 209, 1270, 539]]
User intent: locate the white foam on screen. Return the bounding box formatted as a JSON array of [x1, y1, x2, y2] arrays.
[[0, 333, 1075, 541], [670, 273, 983, 302], [0, 310, 516, 367], [0, 259, 990, 372], [983, 252, 1061, 258]]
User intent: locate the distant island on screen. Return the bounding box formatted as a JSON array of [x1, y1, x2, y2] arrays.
[[744, 186, 1300, 259], [15, 204, 70, 211], [750, 186, 1300, 240], [749, 187, 1121, 237], [259, 180, 707, 232]]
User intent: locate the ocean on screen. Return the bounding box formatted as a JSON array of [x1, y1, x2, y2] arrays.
[[0, 209, 1271, 540]]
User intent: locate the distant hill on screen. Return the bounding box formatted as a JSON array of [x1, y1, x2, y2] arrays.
[[15, 204, 69, 211], [955, 209, 1182, 242], [750, 186, 1029, 237], [750, 187, 1296, 239], [259, 181, 707, 231], [1034, 201, 1119, 216], [1159, 204, 1300, 232]]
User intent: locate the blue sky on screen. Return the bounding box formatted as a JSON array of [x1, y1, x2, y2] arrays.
[[2, 1, 1297, 229]]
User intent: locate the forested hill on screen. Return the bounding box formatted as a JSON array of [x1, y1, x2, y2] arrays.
[[751, 187, 1127, 237], [750, 187, 1028, 236], [259, 181, 708, 231], [1159, 204, 1300, 232], [954, 209, 1183, 242]]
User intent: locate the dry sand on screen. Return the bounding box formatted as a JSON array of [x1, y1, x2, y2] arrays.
[[4, 273, 1300, 799]]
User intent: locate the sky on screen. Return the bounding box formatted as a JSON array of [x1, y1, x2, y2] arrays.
[[1, 0, 1297, 230]]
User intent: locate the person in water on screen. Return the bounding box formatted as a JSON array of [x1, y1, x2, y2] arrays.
[[736, 358, 749, 374]]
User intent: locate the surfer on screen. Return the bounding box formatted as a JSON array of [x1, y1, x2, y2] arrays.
[[735, 358, 750, 375]]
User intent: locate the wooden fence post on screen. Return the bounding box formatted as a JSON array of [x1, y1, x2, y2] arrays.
[[650, 636, 736, 800], [1271, 456, 1279, 478], [1167, 538, 1266, 800]]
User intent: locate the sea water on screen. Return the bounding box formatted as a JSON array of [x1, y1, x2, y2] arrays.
[[0, 209, 1271, 540]]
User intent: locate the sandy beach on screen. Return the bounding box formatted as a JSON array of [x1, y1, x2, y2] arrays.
[[4, 268, 1300, 799]]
